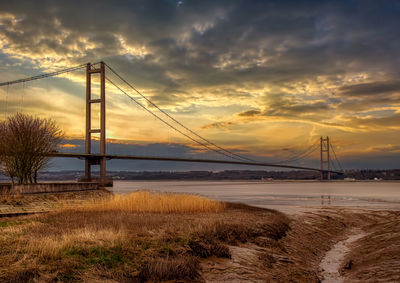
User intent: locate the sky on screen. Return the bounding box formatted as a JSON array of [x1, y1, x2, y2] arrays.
[[1, 0, 400, 170]]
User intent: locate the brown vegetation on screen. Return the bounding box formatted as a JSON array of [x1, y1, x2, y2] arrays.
[[79, 190, 225, 213], [0, 191, 290, 282], [0, 113, 63, 184], [0, 190, 110, 215]]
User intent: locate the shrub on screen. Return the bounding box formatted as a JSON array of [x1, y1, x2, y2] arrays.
[[0, 113, 63, 184]]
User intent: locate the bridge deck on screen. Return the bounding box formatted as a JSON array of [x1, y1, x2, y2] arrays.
[[46, 152, 343, 174]]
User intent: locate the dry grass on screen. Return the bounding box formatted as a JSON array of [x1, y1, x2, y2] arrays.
[[0, 191, 290, 282], [25, 225, 128, 259], [0, 190, 111, 214], [138, 256, 200, 282], [0, 192, 24, 206], [77, 190, 225, 213]]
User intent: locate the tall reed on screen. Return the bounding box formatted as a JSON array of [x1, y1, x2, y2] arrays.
[[80, 191, 225, 213]]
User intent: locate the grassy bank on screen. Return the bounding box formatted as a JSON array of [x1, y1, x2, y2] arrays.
[[0, 191, 290, 282]]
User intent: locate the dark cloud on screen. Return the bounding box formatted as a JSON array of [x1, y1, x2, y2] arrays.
[[339, 81, 400, 96], [258, 92, 331, 121], [337, 95, 400, 112], [264, 101, 329, 118], [238, 109, 261, 117], [201, 121, 235, 130], [1, 0, 400, 95], [207, 88, 254, 99]]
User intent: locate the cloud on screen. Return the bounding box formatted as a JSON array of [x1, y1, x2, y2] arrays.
[[1, 0, 399, 92], [339, 80, 400, 96], [201, 121, 235, 130], [238, 109, 261, 117], [235, 92, 332, 122], [59, 143, 78, 148], [264, 101, 330, 118], [365, 144, 400, 153], [341, 114, 400, 130]]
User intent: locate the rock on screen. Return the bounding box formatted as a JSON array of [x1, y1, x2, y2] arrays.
[[344, 259, 353, 270]]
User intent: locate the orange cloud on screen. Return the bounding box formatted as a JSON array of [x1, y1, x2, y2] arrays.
[[59, 143, 78, 148]]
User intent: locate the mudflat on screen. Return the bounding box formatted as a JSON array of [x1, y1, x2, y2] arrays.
[[0, 190, 398, 282]]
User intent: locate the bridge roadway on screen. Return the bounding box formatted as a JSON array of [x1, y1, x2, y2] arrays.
[[46, 152, 343, 175]]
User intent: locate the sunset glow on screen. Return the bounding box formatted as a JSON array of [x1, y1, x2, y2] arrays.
[[1, 1, 400, 169]]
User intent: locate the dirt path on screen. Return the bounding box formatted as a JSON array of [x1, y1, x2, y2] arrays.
[[319, 229, 366, 283]]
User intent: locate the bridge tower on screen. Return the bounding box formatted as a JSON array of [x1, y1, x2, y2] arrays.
[[320, 136, 330, 180], [84, 62, 109, 186]]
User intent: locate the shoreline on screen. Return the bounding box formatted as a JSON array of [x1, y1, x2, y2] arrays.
[[3, 179, 400, 184]]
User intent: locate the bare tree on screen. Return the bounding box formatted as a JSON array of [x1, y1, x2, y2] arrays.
[[0, 113, 63, 184]]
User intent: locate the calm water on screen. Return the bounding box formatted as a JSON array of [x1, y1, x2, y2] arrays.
[[112, 180, 400, 212]]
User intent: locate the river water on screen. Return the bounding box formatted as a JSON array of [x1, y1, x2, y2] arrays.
[[111, 180, 400, 213]]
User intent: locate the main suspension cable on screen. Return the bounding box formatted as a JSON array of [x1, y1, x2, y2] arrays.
[[0, 63, 90, 87]]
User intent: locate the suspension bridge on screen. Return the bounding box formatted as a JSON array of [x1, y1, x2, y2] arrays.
[[0, 62, 343, 185]]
